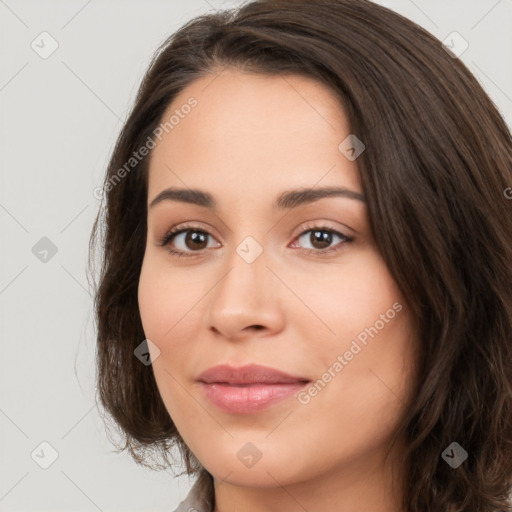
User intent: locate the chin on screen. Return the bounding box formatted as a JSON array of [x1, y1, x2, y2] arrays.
[[197, 441, 312, 488]]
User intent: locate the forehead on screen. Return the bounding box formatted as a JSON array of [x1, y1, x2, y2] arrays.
[[147, 70, 362, 208]]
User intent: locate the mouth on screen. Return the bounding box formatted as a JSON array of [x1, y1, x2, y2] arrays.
[[197, 363, 311, 414], [199, 382, 310, 414]]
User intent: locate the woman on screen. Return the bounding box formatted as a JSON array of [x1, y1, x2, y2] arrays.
[[88, 0, 512, 510]]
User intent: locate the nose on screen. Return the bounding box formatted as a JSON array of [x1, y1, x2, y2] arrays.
[[207, 244, 286, 341]]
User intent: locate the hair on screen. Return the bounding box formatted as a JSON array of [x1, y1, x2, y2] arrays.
[[88, 0, 512, 510]]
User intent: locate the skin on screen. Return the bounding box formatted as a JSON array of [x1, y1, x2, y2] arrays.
[[138, 69, 419, 512]]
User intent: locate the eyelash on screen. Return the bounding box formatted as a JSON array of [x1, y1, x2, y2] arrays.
[[158, 222, 354, 259]]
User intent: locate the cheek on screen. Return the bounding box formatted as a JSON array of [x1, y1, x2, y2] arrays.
[[138, 255, 203, 342], [137, 254, 210, 406], [294, 248, 416, 413], [138, 259, 203, 416], [292, 248, 403, 348]]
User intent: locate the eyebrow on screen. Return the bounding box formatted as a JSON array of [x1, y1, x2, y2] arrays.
[[149, 186, 366, 210]]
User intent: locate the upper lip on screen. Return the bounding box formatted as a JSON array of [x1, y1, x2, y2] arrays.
[[197, 364, 310, 385]]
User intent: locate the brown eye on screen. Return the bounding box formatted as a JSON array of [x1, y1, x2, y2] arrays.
[[293, 226, 354, 255], [182, 230, 209, 250], [160, 226, 220, 256], [309, 230, 334, 249], [159, 224, 354, 258]]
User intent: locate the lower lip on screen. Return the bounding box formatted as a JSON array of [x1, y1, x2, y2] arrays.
[[199, 382, 309, 414]]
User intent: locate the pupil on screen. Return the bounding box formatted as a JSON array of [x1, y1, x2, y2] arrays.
[[187, 231, 207, 249], [312, 230, 331, 249]]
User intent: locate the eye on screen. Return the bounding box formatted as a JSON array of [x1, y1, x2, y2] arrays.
[[291, 225, 354, 255], [158, 224, 220, 257], [158, 223, 354, 258]]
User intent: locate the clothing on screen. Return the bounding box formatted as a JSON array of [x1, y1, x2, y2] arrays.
[[172, 477, 214, 512]]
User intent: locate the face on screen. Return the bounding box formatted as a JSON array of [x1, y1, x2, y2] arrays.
[[138, 69, 418, 490]]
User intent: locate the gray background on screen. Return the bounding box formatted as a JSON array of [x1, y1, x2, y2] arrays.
[[1, 0, 511, 510]]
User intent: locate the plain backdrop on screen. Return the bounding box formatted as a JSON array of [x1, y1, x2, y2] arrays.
[[1, 0, 511, 510]]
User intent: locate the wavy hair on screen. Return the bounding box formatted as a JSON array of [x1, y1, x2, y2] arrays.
[[88, 0, 512, 509]]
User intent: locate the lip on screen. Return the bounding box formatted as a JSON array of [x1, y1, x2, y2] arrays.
[[197, 363, 309, 385], [197, 364, 310, 414]]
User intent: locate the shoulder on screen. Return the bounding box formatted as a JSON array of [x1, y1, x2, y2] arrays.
[[171, 476, 214, 512]]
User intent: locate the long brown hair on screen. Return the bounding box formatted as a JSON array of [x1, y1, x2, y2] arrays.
[[88, 0, 512, 509]]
